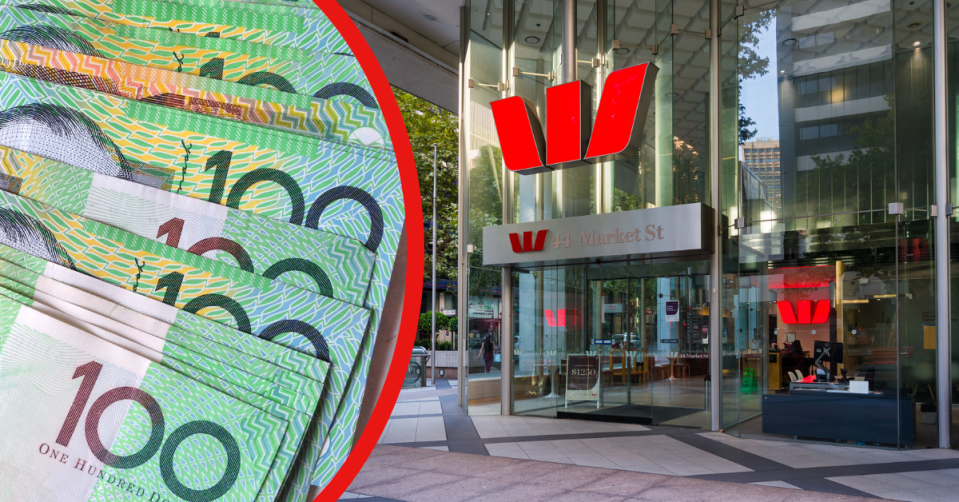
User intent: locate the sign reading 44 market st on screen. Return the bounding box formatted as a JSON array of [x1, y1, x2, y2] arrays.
[[482, 203, 714, 267]]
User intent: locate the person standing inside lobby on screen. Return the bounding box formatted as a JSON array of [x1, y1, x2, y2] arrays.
[[478, 334, 496, 373]]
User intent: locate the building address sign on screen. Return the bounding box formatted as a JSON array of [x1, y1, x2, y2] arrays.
[[483, 203, 714, 267]]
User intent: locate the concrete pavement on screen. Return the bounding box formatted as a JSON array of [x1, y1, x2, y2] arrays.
[[337, 381, 959, 501]]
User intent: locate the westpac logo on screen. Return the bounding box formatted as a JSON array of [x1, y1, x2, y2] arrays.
[[544, 309, 581, 328], [509, 230, 548, 253], [490, 63, 658, 174], [777, 300, 831, 325]]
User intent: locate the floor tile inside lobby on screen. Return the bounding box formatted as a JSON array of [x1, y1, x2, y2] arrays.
[[341, 381, 959, 501]]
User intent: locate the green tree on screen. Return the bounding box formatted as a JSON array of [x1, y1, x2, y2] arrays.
[[466, 144, 505, 298], [739, 88, 758, 145], [419, 311, 451, 333], [801, 96, 895, 224], [394, 88, 459, 283]]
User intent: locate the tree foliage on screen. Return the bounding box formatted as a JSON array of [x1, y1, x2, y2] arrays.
[[466, 144, 505, 298], [802, 97, 895, 220], [393, 87, 459, 283], [738, 11, 774, 81], [739, 88, 758, 145], [419, 311, 451, 332]]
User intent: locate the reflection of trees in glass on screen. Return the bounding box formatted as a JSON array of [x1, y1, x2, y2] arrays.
[[739, 10, 774, 145], [468, 144, 504, 298], [672, 138, 704, 204], [799, 96, 895, 220], [612, 141, 653, 212], [611, 138, 707, 210], [470, 144, 504, 221]]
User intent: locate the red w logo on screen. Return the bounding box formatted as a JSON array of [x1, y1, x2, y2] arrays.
[[509, 230, 548, 253], [778, 300, 831, 324], [544, 309, 581, 328], [490, 63, 659, 174]]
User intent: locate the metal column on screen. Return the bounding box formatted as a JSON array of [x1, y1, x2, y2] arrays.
[[708, 0, 722, 432], [500, 0, 515, 416], [501, 267, 514, 414], [431, 144, 438, 385], [934, 0, 951, 449], [457, 5, 469, 408], [563, 0, 577, 84], [595, 0, 607, 214]]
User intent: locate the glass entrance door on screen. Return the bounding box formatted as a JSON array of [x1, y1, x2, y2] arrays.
[[560, 275, 711, 427], [647, 276, 711, 428], [594, 278, 653, 421]]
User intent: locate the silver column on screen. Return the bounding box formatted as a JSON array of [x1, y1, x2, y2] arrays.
[[457, 5, 469, 408], [595, 0, 607, 213], [501, 0, 515, 416], [563, 0, 577, 83], [501, 267, 514, 414], [431, 144, 437, 385], [934, 0, 951, 448], [708, 0, 722, 432]]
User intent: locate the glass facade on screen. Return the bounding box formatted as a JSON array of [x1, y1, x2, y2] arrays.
[[460, 0, 954, 449]]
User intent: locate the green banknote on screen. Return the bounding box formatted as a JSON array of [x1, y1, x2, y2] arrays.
[[0, 186, 371, 361], [0, 146, 376, 305], [0, 73, 403, 255], [218, 0, 318, 10], [0, 244, 328, 383], [0, 284, 309, 501], [0, 185, 371, 419], [0, 298, 285, 501], [0, 72, 404, 493], [3, 0, 350, 53], [0, 188, 372, 490], [0, 6, 377, 109], [0, 37, 391, 148], [0, 263, 319, 398], [0, 72, 399, 311]]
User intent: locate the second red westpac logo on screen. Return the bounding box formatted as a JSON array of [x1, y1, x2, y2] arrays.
[[490, 63, 659, 174], [509, 230, 548, 253], [777, 300, 831, 325]]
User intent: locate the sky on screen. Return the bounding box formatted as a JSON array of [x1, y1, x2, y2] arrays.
[[739, 21, 781, 143]]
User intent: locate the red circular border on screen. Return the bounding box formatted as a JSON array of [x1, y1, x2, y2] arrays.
[[311, 2, 425, 500]]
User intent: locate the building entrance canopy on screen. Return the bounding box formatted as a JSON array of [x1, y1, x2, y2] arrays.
[[482, 204, 715, 267]]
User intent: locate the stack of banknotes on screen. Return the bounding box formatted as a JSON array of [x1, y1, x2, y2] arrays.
[[0, 1, 403, 501]]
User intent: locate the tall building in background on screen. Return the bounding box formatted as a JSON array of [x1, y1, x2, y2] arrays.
[[742, 140, 781, 209], [774, 1, 907, 222]]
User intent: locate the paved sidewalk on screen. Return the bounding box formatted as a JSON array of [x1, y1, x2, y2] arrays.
[[340, 381, 959, 501], [347, 444, 872, 501]]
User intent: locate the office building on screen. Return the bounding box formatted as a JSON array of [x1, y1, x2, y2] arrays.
[[452, 0, 959, 452], [742, 140, 781, 209]]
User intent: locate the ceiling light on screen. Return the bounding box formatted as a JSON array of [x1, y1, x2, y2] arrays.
[[425, 14, 437, 20], [615, 48, 630, 55], [780, 70, 785, 73], [914, 41, 921, 46], [783, 38, 797, 46], [525, 36, 540, 44], [843, 299, 870, 304], [908, 21, 922, 28]]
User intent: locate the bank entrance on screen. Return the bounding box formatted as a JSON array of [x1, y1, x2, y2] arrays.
[[510, 259, 713, 429]]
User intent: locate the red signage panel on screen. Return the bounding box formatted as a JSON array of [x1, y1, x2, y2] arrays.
[[490, 62, 659, 174], [546, 80, 592, 167], [490, 96, 549, 173], [585, 63, 658, 163]]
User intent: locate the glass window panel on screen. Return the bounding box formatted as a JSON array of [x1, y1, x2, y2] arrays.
[[466, 10, 506, 414], [729, 0, 935, 448]]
